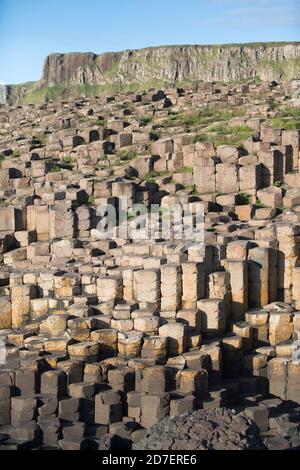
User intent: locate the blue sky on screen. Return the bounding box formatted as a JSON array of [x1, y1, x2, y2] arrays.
[[0, 0, 299, 84]]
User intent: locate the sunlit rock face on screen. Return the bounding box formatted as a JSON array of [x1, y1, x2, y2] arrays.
[[0, 81, 7, 105], [39, 43, 300, 89]]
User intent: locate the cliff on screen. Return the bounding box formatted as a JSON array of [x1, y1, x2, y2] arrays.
[[39, 43, 300, 88], [6, 42, 300, 104]]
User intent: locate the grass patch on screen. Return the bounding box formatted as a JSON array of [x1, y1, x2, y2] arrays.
[[163, 106, 244, 129], [61, 156, 75, 170], [192, 124, 252, 148], [144, 170, 171, 182], [117, 150, 138, 161], [12, 149, 20, 158], [255, 199, 266, 209], [192, 134, 209, 144], [46, 161, 61, 173], [62, 156, 74, 164], [93, 118, 106, 126], [271, 106, 300, 130], [140, 116, 153, 127], [236, 192, 252, 205], [272, 117, 300, 130], [33, 133, 47, 145], [177, 167, 193, 174], [267, 98, 280, 110], [185, 184, 202, 196], [17, 80, 172, 105]]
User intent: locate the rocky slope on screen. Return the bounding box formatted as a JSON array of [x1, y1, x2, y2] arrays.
[[1, 79, 300, 450], [133, 408, 265, 450], [39, 43, 300, 88]]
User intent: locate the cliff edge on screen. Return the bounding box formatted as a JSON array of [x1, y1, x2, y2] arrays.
[[39, 43, 300, 88]]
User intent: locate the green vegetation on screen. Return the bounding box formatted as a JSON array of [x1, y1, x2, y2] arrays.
[[191, 188, 202, 197], [17, 80, 171, 105], [259, 58, 300, 81], [208, 123, 251, 134], [255, 199, 266, 209], [88, 195, 95, 205], [93, 118, 106, 126], [19, 84, 70, 105], [236, 192, 252, 206], [6, 82, 36, 104], [177, 167, 193, 174], [184, 184, 202, 196], [117, 150, 138, 161], [12, 149, 20, 158], [61, 156, 75, 170], [144, 170, 171, 183], [267, 98, 279, 110], [62, 156, 74, 165], [272, 118, 300, 130], [46, 161, 61, 173], [226, 77, 262, 86], [192, 135, 208, 144], [48, 165, 61, 173], [271, 107, 300, 130], [145, 172, 158, 183], [0, 153, 5, 167], [103, 61, 120, 79], [7, 44, 300, 105], [71, 201, 81, 210], [192, 124, 252, 148], [140, 116, 153, 127], [162, 106, 244, 129], [33, 133, 47, 145]]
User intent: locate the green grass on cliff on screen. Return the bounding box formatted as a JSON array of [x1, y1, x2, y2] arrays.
[[259, 58, 300, 80], [17, 79, 172, 104], [9, 50, 300, 105], [19, 84, 70, 104]]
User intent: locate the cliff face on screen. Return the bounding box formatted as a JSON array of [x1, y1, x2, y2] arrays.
[[38, 43, 300, 88]]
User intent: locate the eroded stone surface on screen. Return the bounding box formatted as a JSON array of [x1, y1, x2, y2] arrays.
[[1, 78, 300, 450]]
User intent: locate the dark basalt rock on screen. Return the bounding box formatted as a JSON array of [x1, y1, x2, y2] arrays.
[[133, 407, 265, 450]]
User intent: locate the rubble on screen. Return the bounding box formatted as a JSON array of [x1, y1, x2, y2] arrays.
[[133, 408, 265, 450]]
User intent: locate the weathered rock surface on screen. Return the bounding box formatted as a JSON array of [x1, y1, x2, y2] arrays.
[[133, 408, 264, 450], [1, 77, 300, 450], [7, 42, 300, 104], [39, 43, 300, 88]]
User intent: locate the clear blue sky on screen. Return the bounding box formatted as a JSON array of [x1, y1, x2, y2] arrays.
[[0, 0, 299, 84]]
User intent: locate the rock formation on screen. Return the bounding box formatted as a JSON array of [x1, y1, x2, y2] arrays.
[[6, 42, 300, 105], [133, 408, 265, 450], [39, 43, 300, 88], [1, 77, 300, 450], [0, 83, 7, 106]]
